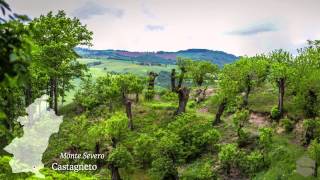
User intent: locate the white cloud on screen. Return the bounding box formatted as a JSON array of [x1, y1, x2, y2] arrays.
[[7, 0, 320, 56], [72, 1, 124, 19]]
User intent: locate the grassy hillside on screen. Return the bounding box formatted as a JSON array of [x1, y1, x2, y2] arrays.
[[63, 58, 175, 104], [78, 58, 175, 77]]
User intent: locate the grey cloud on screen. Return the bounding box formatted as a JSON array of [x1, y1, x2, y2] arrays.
[[145, 24, 165, 31], [72, 1, 124, 19], [141, 3, 157, 19], [228, 22, 278, 36]]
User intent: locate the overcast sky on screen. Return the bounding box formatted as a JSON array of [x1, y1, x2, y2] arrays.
[[7, 0, 320, 56]]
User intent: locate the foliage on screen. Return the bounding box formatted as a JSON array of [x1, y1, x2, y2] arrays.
[[186, 60, 219, 87], [232, 110, 250, 144], [167, 113, 220, 158], [240, 151, 265, 176], [293, 43, 320, 118], [161, 90, 178, 101], [303, 118, 320, 142], [308, 140, 320, 165], [270, 106, 281, 120], [144, 89, 155, 100], [133, 134, 155, 167], [75, 73, 144, 111], [258, 128, 273, 151], [181, 160, 216, 180], [29, 10, 92, 112], [150, 130, 183, 179], [108, 145, 133, 169], [218, 143, 239, 173], [149, 156, 177, 180]]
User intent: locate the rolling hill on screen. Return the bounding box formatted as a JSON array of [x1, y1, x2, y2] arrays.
[[75, 48, 238, 67]]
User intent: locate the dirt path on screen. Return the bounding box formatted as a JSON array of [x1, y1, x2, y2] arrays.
[[249, 112, 270, 128]]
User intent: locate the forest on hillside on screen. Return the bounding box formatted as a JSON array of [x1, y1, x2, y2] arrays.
[[1, 1, 320, 180]]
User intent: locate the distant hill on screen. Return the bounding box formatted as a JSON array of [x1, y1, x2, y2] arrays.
[[75, 48, 238, 67]]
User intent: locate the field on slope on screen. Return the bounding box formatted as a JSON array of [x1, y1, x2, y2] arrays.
[[78, 58, 175, 77], [63, 58, 175, 104]]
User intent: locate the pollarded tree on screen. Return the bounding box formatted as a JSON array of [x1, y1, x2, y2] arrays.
[[30, 10, 92, 114], [145, 71, 158, 100], [268, 49, 295, 118], [172, 58, 192, 115]]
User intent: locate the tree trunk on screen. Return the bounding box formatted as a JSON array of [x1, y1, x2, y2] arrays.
[[125, 100, 133, 130], [175, 87, 190, 115], [95, 142, 102, 169], [53, 78, 58, 114], [148, 72, 158, 90], [49, 78, 54, 109], [24, 83, 32, 107], [278, 79, 285, 117], [171, 69, 176, 92], [135, 93, 139, 103], [109, 100, 113, 113], [61, 80, 65, 106], [213, 98, 227, 126], [177, 68, 185, 89], [110, 164, 121, 180]]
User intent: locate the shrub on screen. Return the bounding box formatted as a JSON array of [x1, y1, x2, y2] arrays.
[[270, 106, 280, 119], [308, 140, 320, 165], [133, 134, 155, 168], [108, 145, 133, 169], [280, 118, 294, 132], [181, 160, 216, 180], [259, 127, 273, 151], [218, 144, 239, 174], [303, 118, 320, 144], [149, 156, 177, 180], [188, 101, 196, 108], [232, 110, 249, 146], [161, 91, 178, 101], [240, 151, 265, 175], [167, 113, 220, 158]]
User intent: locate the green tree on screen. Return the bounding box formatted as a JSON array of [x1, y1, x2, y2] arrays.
[[0, 18, 32, 143], [29, 10, 92, 114], [145, 71, 158, 100], [268, 49, 294, 118], [172, 58, 192, 115], [115, 73, 144, 130], [186, 60, 218, 103], [294, 40, 320, 118], [89, 113, 130, 180]]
